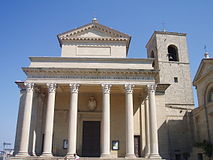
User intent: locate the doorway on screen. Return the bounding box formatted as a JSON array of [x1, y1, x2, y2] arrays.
[[82, 121, 100, 157], [134, 135, 141, 157]]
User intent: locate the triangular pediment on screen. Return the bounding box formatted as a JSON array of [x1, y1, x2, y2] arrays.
[[78, 29, 112, 38], [193, 58, 213, 84], [57, 21, 130, 43]]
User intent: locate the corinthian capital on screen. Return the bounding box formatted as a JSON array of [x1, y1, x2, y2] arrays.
[[147, 84, 156, 92], [69, 83, 80, 93], [24, 82, 34, 92], [47, 83, 57, 93], [124, 84, 135, 94], [101, 84, 112, 94]]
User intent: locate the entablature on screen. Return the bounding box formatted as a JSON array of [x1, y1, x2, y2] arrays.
[[23, 67, 158, 83]]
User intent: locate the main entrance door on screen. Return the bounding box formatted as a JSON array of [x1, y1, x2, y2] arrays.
[[82, 121, 100, 157]]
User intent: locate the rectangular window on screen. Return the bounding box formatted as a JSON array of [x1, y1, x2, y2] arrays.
[[174, 77, 178, 83]]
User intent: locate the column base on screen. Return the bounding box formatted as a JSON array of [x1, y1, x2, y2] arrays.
[[15, 152, 29, 157], [148, 153, 162, 159], [145, 153, 150, 158], [66, 153, 75, 158], [40, 152, 53, 157], [101, 153, 111, 158], [125, 153, 136, 158]]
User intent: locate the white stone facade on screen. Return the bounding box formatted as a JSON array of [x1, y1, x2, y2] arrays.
[[13, 20, 196, 160]]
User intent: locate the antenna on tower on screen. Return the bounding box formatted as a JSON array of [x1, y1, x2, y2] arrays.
[[204, 45, 209, 58], [204, 45, 207, 52]]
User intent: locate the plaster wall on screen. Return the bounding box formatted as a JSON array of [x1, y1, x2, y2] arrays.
[[29, 58, 153, 70]]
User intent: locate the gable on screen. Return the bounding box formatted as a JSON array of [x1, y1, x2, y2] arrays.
[[57, 21, 131, 45], [193, 59, 213, 85], [57, 20, 131, 57]]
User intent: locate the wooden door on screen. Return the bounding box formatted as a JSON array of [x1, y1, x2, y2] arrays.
[[82, 121, 100, 157]]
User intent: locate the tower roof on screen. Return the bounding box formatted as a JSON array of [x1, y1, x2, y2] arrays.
[[146, 31, 186, 48]]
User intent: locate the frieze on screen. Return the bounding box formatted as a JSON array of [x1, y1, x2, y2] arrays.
[[28, 75, 154, 81]]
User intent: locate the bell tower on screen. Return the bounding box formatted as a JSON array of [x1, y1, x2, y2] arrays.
[[146, 31, 194, 108]]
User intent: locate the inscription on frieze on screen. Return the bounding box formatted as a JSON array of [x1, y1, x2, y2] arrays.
[[29, 75, 153, 81]]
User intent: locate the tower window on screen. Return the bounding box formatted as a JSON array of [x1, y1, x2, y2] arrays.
[[168, 45, 179, 61], [150, 51, 155, 58], [208, 87, 213, 103], [174, 77, 178, 83]]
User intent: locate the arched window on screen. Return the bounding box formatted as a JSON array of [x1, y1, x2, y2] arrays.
[[168, 45, 179, 61], [150, 51, 155, 58], [208, 88, 213, 103]]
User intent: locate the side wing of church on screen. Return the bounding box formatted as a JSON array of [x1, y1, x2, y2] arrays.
[[13, 19, 195, 160]]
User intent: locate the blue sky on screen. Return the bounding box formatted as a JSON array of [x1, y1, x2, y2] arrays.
[[0, 0, 212, 150]]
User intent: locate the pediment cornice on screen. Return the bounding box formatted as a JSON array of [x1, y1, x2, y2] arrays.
[[57, 21, 131, 51], [59, 37, 128, 42], [57, 22, 130, 39]]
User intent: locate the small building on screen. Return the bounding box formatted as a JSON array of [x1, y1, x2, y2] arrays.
[[13, 19, 195, 159]]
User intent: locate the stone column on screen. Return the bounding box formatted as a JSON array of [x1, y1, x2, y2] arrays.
[[16, 82, 34, 157], [66, 83, 80, 157], [144, 97, 150, 158], [124, 84, 135, 158], [29, 89, 39, 156], [42, 83, 57, 156], [147, 84, 161, 158], [101, 84, 112, 157]]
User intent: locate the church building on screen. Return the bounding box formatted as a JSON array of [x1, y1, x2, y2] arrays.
[[13, 19, 195, 160]]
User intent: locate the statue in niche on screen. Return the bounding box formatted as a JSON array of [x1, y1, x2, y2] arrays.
[[88, 96, 97, 111]]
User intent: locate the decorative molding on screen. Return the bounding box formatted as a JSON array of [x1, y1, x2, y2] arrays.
[[60, 37, 128, 42], [69, 83, 80, 93], [88, 96, 97, 111], [29, 75, 154, 81], [24, 68, 156, 81], [58, 22, 130, 40], [124, 84, 135, 94], [101, 84, 112, 94], [24, 82, 34, 92], [47, 83, 57, 93]]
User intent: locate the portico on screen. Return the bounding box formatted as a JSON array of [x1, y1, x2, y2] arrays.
[[15, 78, 160, 158]]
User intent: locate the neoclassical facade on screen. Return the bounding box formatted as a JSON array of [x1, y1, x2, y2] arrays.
[[13, 19, 195, 160]]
